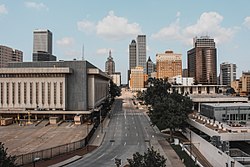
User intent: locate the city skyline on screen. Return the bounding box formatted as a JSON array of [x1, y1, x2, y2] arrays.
[[1, 1, 250, 83]]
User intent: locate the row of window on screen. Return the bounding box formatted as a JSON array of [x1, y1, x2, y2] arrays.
[[0, 73, 65, 78], [0, 82, 64, 105]]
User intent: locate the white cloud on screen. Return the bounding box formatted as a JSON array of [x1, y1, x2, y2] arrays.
[[96, 11, 142, 40], [77, 20, 96, 33], [77, 11, 142, 40], [176, 11, 181, 17], [152, 12, 236, 45], [243, 16, 250, 29], [25, 2, 48, 10], [96, 48, 110, 55], [56, 37, 75, 47], [0, 4, 8, 15]]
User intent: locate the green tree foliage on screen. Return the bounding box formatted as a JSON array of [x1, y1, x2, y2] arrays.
[[109, 80, 121, 100], [127, 147, 166, 167], [0, 142, 16, 167], [144, 78, 193, 140]]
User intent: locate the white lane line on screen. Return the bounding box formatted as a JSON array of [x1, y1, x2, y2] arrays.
[[137, 142, 140, 145], [111, 142, 114, 146], [135, 127, 136, 129], [97, 153, 105, 159], [125, 133, 127, 137], [114, 133, 116, 136], [125, 126, 127, 130], [111, 155, 117, 160], [124, 110, 127, 119], [136, 133, 138, 136], [124, 142, 126, 146]]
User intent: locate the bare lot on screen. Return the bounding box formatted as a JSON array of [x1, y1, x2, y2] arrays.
[[0, 121, 92, 156]]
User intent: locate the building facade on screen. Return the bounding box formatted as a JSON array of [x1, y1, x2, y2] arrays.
[[33, 29, 56, 61], [129, 67, 144, 91], [137, 35, 146, 73], [146, 56, 154, 77], [0, 45, 23, 68], [105, 50, 115, 75], [110, 72, 121, 87], [188, 36, 217, 85], [220, 62, 236, 86], [0, 61, 110, 118], [156, 50, 182, 79], [129, 40, 137, 70], [231, 72, 250, 96]]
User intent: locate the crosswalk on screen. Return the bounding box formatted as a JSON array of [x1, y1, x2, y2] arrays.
[[114, 112, 144, 116]]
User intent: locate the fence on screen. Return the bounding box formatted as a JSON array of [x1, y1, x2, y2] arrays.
[[15, 124, 96, 166]]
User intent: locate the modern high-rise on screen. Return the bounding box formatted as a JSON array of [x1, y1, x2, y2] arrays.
[[137, 35, 146, 73], [0, 45, 23, 68], [156, 50, 182, 79], [33, 29, 56, 61], [105, 50, 115, 75], [146, 56, 154, 77], [129, 40, 137, 70], [187, 36, 217, 85], [220, 62, 236, 86]]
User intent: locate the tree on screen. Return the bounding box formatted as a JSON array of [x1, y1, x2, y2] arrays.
[[0, 142, 16, 167], [109, 80, 121, 101], [144, 78, 193, 141], [127, 147, 166, 167]]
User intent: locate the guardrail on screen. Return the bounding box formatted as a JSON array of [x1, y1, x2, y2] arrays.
[[15, 123, 96, 166]]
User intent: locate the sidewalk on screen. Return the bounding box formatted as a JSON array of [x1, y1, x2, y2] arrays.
[[143, 111, 185, 167]]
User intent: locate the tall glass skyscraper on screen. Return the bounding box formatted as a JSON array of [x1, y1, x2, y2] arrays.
[[136, 35, 146, 73], [187, 36, 217, 85]]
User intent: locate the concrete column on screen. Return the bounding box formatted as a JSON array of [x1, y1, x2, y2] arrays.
[[198, 102, 201, 113], [35, 114, 37, 120], [63, 114, 66, 120]]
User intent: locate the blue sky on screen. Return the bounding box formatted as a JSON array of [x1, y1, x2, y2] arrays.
[[1, 0, 250, 83]]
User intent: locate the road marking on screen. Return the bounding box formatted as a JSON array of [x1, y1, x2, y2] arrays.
[[124, 142, 126, 146], [133, 121, 135, 124], [97, 153, 105, 159], [111, 155, 117, 160], [125, 133, 127, 136], [125, 126, 127, 130], [136, 133, 138, 136], [124, 110, 127, 119], [111, 142, 114, 146], [138, 142, 140, 145], [114, 133, 116, 136], [135, 127, 136, 129]]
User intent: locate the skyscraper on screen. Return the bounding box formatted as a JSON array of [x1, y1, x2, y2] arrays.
[[0, 45, 23, 68], [137, 35, 146, 73], [129, 40, 137, 70], [156, 50, 182, 79], [187, 36, 217, 85], [33, 29, 56, 61], [105, 50, 115, 75], [220, 62, 236, 86], [146, 56, 154, 77]]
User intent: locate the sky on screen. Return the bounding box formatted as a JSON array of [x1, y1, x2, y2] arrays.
[[1, 0, 250, 83]]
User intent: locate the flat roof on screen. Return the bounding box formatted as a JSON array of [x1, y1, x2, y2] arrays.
[[0, 67, 72, 74], [202, 103, 250, 108]]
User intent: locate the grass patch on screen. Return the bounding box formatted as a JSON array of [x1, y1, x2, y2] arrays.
[[171, 144, 198, 167]]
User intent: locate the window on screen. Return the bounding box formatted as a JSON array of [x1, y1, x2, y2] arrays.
[[6, 83, 9, 104], [36, 82, 39, 105], [30, 83, 33, 104], [0, 83, 3, 104], [24, 82, 27, 104], [42, 82, 45, 104], [18, 82, 21, 104], [60, 82, 63, 105], [48, 82, 51, 105], [12, 83, 15, 104], [54, 83, 57, 105]]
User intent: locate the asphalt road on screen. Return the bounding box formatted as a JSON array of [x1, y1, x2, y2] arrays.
[[66, 90, 158, 167]]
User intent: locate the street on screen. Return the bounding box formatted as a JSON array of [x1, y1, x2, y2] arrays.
[[66, 90, 160, 167]]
